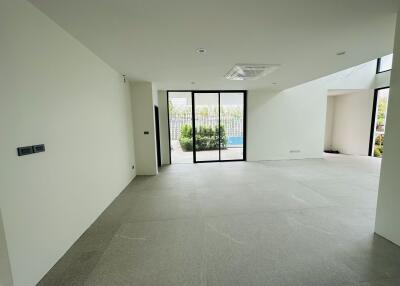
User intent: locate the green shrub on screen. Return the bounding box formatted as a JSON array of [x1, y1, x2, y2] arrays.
[[374, 145, 383, 157], [178, 124, 228, 151], [195, 135, 209, 150], [180, 124, 192, 138], [179, 137, 193, 151], [217, 125, 228, 149]]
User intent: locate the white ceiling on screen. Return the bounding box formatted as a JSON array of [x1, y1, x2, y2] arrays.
[[29, 0, 398, 91]]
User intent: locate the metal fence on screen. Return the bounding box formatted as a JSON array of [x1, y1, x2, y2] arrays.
[[170, 113, 243, 140]]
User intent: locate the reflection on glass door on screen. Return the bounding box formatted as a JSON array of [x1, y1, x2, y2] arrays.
[[192, 91, 246, 162], [168, 92, 193, 163], [371, 88, 390, 158], [193, 92, 220, 162], [220, 93, 245, 160]]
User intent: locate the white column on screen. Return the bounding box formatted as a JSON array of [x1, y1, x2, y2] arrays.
[[131, 81, 158, 175], [375, 12, 400, 246], [158, 90, 171, 165]]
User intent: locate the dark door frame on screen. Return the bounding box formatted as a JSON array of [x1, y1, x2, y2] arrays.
[[368, 86, 390, 156], [167, 90, 247, 164], [154, 105, 162, 167]]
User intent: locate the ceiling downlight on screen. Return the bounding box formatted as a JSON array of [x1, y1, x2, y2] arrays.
[[196, 48, 207, 54]]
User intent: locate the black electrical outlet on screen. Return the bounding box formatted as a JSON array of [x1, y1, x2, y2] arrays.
[[32, 144, 45, 153], [144, 131, 149, 135], [17, 146, 34, 156]]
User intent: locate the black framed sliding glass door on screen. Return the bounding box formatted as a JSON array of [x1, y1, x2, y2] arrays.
[[192, 91, 246, 163], [193, 92, 220, 162], [220, 92, 245, 161]]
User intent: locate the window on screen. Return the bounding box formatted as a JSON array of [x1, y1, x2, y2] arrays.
[[376, 54, 393, 73]]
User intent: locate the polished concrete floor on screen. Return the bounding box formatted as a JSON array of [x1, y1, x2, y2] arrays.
[[38, 154, 400, 286]]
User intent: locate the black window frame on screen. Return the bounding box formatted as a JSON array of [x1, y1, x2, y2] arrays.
[[167, 90, 247, 164], [376, 54, 393, 74], [368, 86, 390, 156]]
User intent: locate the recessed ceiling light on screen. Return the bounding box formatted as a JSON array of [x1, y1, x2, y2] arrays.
[[196, 48, 207, 54], [336, 51, 346, 56]]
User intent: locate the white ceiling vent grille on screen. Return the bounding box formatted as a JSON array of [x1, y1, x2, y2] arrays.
[[225, 64, 280, 81]]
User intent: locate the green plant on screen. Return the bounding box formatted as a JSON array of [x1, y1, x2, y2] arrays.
[[179, 137, 193, 151], [375, 134, 384, 146], [374, 145, 383, 157], [178, 124, 193, 151], [377, 97, 388, 127], [178, 124, 228, 151], [180, 124, 192, 138]]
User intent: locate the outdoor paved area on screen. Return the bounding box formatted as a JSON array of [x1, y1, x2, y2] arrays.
[[171, 140, 243, 163], [38, 154, 400, 286]]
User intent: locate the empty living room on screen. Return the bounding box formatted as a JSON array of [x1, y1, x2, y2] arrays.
[[2, 1, 400, 285]]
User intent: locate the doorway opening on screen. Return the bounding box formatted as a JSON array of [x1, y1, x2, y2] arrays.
[[167, 90, 246, 163], [154, 105, 161, 167], [369, 87, 390, 158]]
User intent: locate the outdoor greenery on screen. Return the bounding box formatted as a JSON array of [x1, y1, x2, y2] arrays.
[[374, 134, 384, 158], [179, 124, 227, 151], [376, 97, 388, 131], [373, 93, 388, 157], [374, 146, 383, 158]]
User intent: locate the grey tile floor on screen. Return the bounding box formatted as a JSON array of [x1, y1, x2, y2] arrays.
[[37, 154, 400, 286]]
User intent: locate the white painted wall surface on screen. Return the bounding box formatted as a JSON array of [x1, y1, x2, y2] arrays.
[[247, 60, 379, 161], [326, 91, 374, 155], [0, 1, 136, 285], [248, 85, 326, 160], [152, 84, 159, 106], [375, 14, 400, 246], [0, 211, 13, 286], [324, 96, 335, 151], [158, 91, 171, 165], [131, 82, 158, 175]]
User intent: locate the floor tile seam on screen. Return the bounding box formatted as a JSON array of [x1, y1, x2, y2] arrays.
[[121, 205, 377, 224]]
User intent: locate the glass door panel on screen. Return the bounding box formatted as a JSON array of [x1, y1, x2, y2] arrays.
[[372, 88, 390, 158], [168, 92, 193, 163], [220, 92, 245, 160], [193, 93, 220, 162]]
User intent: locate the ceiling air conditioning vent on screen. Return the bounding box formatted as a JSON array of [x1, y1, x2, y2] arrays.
[[225, 64, 280, 81]]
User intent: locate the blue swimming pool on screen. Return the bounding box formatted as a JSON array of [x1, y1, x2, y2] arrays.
[[227, 136, 243, 146]]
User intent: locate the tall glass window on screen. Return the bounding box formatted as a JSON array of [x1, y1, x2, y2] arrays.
[[371, 88, 390, 158], [377, 54, 393, 73]]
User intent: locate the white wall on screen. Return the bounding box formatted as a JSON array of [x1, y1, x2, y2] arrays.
[[131, 82, 158, 175], [325, 91, 374, 155], [0, 210, 13, 286], [152, 85, 159, 107], [375, 14, 400, 246], [0, 1, 136, 285], [158, 91, 171, 165], [247, 60, 380, 161], [248, 84, 326, 160], [324, 96, 335, 151]]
